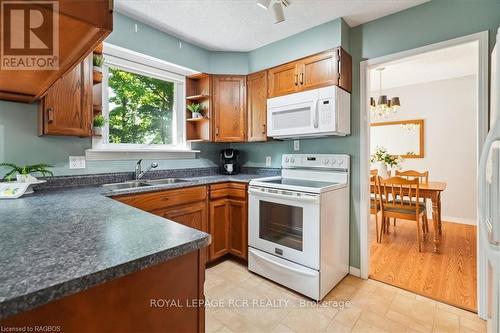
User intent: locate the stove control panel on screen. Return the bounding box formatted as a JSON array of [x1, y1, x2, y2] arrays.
[[282, 154, 350, 169]]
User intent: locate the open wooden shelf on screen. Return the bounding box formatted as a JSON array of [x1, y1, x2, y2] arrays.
[[186, 73, 212, 142], [186, 94, 210, 101], [186, 138, 208, 142], [186, 117, 208, 122]]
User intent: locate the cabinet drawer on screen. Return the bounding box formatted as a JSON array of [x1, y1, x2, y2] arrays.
[[115, 186, 207, 212], [209, 182, 247, 200]]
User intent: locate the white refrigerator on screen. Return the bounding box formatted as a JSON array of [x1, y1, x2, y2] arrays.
[[479, 27, 500, 333]]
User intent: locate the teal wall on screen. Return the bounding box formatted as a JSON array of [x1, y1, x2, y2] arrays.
[[108, 13, 210, 72], [0, 100, 225, 175], [248, 19, 342, 72]]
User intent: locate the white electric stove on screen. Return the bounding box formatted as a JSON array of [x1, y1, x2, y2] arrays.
[[248, 154, 350, 300]]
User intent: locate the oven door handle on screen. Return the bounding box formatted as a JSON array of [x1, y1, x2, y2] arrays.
[[248, 188, 319, 202]]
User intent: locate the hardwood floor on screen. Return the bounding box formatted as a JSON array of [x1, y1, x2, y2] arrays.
[[369, 217, 477, 312]]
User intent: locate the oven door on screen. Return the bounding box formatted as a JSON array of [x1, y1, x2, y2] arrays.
[[248, 186, 320, 270]]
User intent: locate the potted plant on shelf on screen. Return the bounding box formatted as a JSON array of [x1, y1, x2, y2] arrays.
[[370, 146, 403, 178], [187, 103, 204, 119], [0, 163, 53, 182], [93, 114, 107, 136], [93, 54, 104, 72]]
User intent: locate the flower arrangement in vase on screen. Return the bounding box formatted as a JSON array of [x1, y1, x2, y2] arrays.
[[370, 146, 403, 178]]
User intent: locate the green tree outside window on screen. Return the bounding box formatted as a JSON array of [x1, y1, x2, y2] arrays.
[[108, 67, 174, 145]]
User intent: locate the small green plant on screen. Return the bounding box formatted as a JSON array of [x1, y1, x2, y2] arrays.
[[93, 114, 107, 128], [0, 163, 54, 181], [93, 54, 104, 67], [186, 103, 204, 117]]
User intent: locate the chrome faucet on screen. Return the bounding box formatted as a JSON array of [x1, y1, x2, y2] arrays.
[[135, 159, 158, 180]]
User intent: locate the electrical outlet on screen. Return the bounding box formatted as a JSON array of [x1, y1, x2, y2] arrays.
[[69, 156, 86, 169], [265, 156, 272, 167], [294, 140, 300, 151]]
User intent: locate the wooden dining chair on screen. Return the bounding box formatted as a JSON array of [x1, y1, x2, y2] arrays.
[[396, 170, 429, 184], [394, 170, 430, 233], [370, 172, 382, 243], [376, 176, 428, 252]]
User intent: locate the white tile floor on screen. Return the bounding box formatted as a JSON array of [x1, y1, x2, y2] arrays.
[[205, 259, 486, 333]]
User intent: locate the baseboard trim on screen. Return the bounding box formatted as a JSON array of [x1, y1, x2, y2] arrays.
[[349, 266, 361, 277], [441, 216, 476, 225]]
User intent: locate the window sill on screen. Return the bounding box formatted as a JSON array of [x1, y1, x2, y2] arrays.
[[85, 148, 199, 161]]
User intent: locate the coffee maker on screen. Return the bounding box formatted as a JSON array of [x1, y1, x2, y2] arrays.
[[219, 149, 240, 175]]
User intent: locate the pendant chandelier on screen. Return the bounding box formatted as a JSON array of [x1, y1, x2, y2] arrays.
[[370, 67, 400, 118]]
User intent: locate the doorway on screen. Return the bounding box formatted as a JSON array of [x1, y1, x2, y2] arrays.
[[359, 32, 489, 316]]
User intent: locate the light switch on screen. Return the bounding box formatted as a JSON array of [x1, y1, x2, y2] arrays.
[[69, 156, 86, 169], [265, 156, 272, 167]]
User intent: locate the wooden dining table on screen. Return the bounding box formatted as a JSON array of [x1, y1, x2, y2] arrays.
[[370, 181, 447, 253]]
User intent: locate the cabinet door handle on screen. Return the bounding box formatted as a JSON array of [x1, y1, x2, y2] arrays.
[[262, 123, 266, 135], [215, 127, 219, 136], [300, 73, 304, 85], [294, 74, 298, 86], [47, 108, 54, 123]]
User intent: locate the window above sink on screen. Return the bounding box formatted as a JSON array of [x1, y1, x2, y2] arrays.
[[87, 44, 200, 161]]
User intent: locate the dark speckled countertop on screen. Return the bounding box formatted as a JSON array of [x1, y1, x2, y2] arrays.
[[0, 173, 267, 319]]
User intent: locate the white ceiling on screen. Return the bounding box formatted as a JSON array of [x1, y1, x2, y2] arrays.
[[369, 41, 479, 92], [115, 0, 429, 52]]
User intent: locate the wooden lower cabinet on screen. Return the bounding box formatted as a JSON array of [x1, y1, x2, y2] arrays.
[[159, 201, 207, 231], [1, 250, 206, 333], [209, 199, 230, 261], [114, 183, 248, 264], [228, 199, 248, 259], [208, 183, 248, 262], [115, 186, 208, 232]]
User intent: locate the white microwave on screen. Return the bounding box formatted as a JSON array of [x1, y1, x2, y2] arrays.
[[267, 86, 351, 139]]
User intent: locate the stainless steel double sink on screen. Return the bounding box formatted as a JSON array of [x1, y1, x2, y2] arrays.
[[102, 178, 191, 191]]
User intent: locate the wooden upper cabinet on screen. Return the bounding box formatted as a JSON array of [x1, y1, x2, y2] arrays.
[[300, 50, 339, 91], [0, 0, 113, 102], [38, 54, 92, 137], [246, 71, 268, 142], [213, 75, 246, 142], [338, 47, 352, 93], [267, 47, 352, 98], [267, 62, 300, 98]]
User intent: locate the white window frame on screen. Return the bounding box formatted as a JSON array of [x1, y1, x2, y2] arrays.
[[88, 44, 199, 160]]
